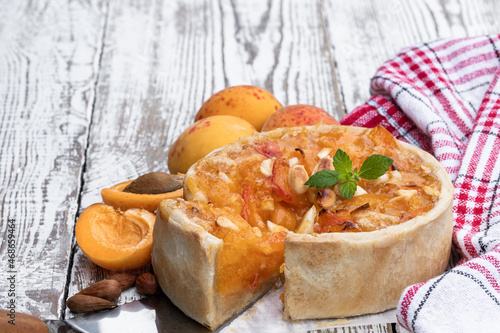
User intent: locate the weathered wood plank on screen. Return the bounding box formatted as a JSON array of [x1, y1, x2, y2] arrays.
[[67, 0, 341, 318], [0, 0, 106, 319], [322, 0, 500, 114]]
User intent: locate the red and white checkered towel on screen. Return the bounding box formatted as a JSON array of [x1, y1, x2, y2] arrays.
[[341, 35, 500, 332]]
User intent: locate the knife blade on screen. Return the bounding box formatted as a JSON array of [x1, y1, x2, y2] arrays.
[[45, 288, 397, 333], [45, 294, 210, 333]]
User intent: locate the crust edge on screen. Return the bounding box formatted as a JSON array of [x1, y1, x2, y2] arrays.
[[283, 140, 454, 320]]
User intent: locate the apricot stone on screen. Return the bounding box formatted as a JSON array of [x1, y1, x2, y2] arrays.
[[195, 85, 283, 131], [101, 179, 183, 213], [261, 104, 339, 131], [168, 115, 257, 174]]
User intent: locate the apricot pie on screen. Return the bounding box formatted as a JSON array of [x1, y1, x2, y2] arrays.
[[152, 124, 453, 329]]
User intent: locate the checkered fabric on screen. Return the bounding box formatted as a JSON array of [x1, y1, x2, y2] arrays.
[[341, 35, 500, 332]]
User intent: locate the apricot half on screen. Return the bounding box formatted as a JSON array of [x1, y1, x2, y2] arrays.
[[261, 104, 339, 131], [76, 203, 155, 271], [101, 179, 183, 213], [168, 115, 257, 174], [195, 85, 283, 131]]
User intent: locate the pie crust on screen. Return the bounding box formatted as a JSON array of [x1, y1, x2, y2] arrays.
[[152, 199, 280, 330], [152, 124, 453, 328], [283, 141, 453, 320]]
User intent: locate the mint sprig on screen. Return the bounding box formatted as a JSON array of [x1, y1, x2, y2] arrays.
[[305, 149, 393, 200]]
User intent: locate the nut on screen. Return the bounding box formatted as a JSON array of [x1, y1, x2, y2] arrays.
[[76, 279, 121, 302], [66, 294, 117, 313], [266, 220, 289, 233], [312, 157, 334, 174], [317, 148, 332, 159], [107, 272, 138, 292], [296, 205, 317, 234], [136, 272, 159, 295], [315, 188, 336, 208], [216, 216, 240, 231], [288, 164, 309, 194], [334, 184, 367, 198], [123, 172, 184, 194], [0, 309, 48, 332], [260, 158, 274, 176]]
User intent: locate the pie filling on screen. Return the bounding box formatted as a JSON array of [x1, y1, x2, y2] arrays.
[[182, 125, 442, 297]]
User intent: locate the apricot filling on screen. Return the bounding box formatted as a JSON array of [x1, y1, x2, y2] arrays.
[[182, 125, 442, 298]]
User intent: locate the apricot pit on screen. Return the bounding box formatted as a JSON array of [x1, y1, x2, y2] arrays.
[[101, 173, 183, 213]]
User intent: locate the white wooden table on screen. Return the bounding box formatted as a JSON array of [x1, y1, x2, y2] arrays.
[[1, 0, 500, 332]]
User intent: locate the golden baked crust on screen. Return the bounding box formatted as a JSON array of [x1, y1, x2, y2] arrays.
[[152, 199, 281, 330], [152, 124, 453, 328], [283, 142, 453, 320]]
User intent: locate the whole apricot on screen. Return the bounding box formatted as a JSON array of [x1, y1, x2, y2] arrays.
[[168, 115, 256, 174], [195, 85, 282, 131], [76, 204, 156, 271], [261, 104, 339, 131]]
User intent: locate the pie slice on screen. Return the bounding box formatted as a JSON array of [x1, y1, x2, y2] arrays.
[[152, 124, 453, 329]]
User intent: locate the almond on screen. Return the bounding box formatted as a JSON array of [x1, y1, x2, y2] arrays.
[[288, 164, 309, 194], [66, 294, 117, 313], [0, 309, 48, 332], [315, 188, 336, 208], [136, 272, 159, 295], [76, 279, 121, 302], [107, 272, 137, 291]]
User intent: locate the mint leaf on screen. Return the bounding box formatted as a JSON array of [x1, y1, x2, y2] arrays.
[[333, 149, 352, 175], [305, 169, 342, 188], [358, 154, 394, 180], [339, 179, 357, 200], [305, 149, 393, 200]]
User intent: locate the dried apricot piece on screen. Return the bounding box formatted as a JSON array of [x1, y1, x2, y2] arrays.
[[75, 203, 155, 271]]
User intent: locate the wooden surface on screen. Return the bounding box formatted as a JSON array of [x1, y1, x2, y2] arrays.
[[1, 0, 500, 331]]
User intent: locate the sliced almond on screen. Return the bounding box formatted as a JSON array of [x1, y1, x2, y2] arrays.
[[215, 216, 240, 231], [260, 158, 274, 176], [253, 227, 263, 238], [423, 185, 440, 197], [373, 170, 402, 186], [389, 189, 418, 202], [334, 184, 367, 198], [354, 185, 367, 196], [267, 221, 289, 233], [289, 157, 299, 167], [372, 173, 390, 185], [317, 148, 332, 159], [420, 164, 432, 173], [288, 164, 309, 194], [296, 205, 317, 234], [218, 171, 232, 183], [312, 157, 334, 174]]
